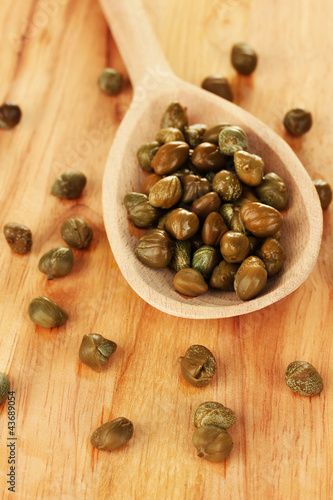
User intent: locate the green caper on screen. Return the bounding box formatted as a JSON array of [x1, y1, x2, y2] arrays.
[[38, 247, 74, 280], [28, 296, 69, 328], [148, 175, 182, 209], [218, 126, 249, 156], [160, 101, 188, 130], [137, 141, 160, 172], [202, 212, 228, 246], [230, 208, 250, 235], [212, 170, 242, 202], [184, 124, 207, 148], [220, 230, 250, 263], [284, 361, 323, 396], [193, 401, 236, 430], [0, 102, 22, 129], [256, 172, 288, 210], [203, 123, 230, 145], [219, 203, 235, 227], [256, 237, 286, 277], [151, 141, 190, 175], [60, 217, 93, 249], [231, 42, 258, 75], [240, 202, 283, 237], [179, 345, 216, 387], [90, 417, 134, 451], [181, 174, 211, 204], [155, 127, 185, 144], [191, 192, 221, 221], [79, 333, 117, 372], [165, 208, 200, 240], [3, 222, 32, 254], [192, 245, 221, 280], [283, 108, 312, 137], [192, 426, 233, 462], [234, 256, 267, 301], [202, 75, 233, 101], [313, 179, 332, 210], [174, 268, 208, 296], [191, 142, 227, 172], [135, 229, 174, 268], [234, 150, 264, 186], [209, 260, 239, 291], [169, 240, 191, 272], [0, 373, 10, 405], [98, 68, 123, 95], [124, 193, 162, 229], [51, 171, 87, 200]]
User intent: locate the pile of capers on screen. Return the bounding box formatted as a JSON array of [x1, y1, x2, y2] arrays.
[[125, 101, 288, 301]]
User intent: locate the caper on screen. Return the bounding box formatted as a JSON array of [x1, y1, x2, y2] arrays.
[[219, 203, 235, 227], [313, 179, 332, 210], [220, 230, 250, 263], [192, 245, 221, 280], [98, 68, 123, 95], [160, 101, 188, 130], [151, 141, 190, 175], [140, 173, 162, 195], [38, 247, 74, 280], [79, 333, 117, 372], [231, 42, 258, 75], [135, 229, 173, 268], [3, 222, 32, 254], [193, 401, 236, 430], [202, 75, 233, 101], [218, 126, 249, 156], [0, 373, 10, 405], [148, 175, 182, 209], [90, 417, 134, 451], [181, 174, 211, 205], [183, 123, 207, 148], [169, 240, 191, 272], [209, 260, 239, 291], [283, 107, 312, 137], [203, 123, 230, 145], [174, 268, 208, 296], [124, 192, 163, 229], [256, 172, 288, 210], [256, 237, 286, 277], [230, 208, 250, 235], [202, 212, 228, 246], [212, 170, 242, 202], [191, 192, 221, 221], [284, 361, 323, 396], [240, 202, 283, 237], [192, 425, 233, 462], [0, 102, 22, 129], [51, 171, 86, 199], [191, 142, 227, 172], [61, 217, 93, 249], [28, 296, 69, 328], [234, 150, 264, 186], [234, 256, 267, 301], [179, 345, 216, 387], [155, 127, 185, 144], [165, 208, 200, 240], [137, 141, 160, 172]]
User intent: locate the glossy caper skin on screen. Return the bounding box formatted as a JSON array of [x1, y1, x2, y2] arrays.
[[209, 260, 239, 291], [151, 141, 190, 175], [51, 171, 87, 200], [240, 202, 283, 237], [191, 192, 221, 221], [90, 417, 134, 451], [192, 426, 233, 462], [191, 142, 227, 172], [155, 127, 185, 144], [140, 173, 162, 195], [313, 179, 332, 210], [3, 222, 32, 254], [283, 107, 312, 137], [256, 172, 288, 210], [284, 361, 323, 396], [202, 212, 228, 246], [193, 401, 236, 430], [234, 150, 264, 186], [160, 101, 188, 130], [98, 68, 123, 95], [203, 123, 230, 145], [192, 245, 221, 280], [218, 125, 249, 156], [79, 333, 117, 372], [28, 296, 69, 328], [124, 193, 162, 228], [220, 231, 250, 263], [165, 208, 200, 240], [234, 256, 267, 301], [137, 141, 160, 172], [256, 237, 286, 277], [231, 42, 258, 75], [174, 268, 208, 296], [0, 373, 10, 405], [181, 174, 211, 204], [219, 203, 235, 228], [230, 208, 250, 235], [179, 345, 216, 386], [148, 175, 182, 209], [184, 124, 207, 148], [0, 102, 22, 129], [38, 246, 74, 280], [202, 75, 233, 101], [135, 229, 173, 268], [212, 170, 242, 202], [60, 217, 93, 249], [169, 240, 192, 272]]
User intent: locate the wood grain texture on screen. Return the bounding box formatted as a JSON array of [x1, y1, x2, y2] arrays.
[[0, 0, 332, 499]]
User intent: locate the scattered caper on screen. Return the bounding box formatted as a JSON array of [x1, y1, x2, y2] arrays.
[[79, 334, 117, 372], [313, 179, 332, 210], [51, 171, 87, 199], [193, 401, 236, 430], [3, 222, 32, 254], [231, 42, 258, 75], [202, 75, 233, 101], [0, 373, 10, 405], [61, 217, 93, 249], [179, 345, 216, 387], [38, 247, 74, 280], [90, 417, 134, 451], [285, 361, 323, 396], [28, 296, 69, 328], [0, 102, 22, 129], [192, 425, 233, 462], [283, 107, 312, 137], [98, 68, 123, 95]]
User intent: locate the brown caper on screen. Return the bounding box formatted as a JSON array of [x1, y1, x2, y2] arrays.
[[256, 237, 286, 277], [179, 345, 216, 387], [38, 247, 74, 280], [240, 202, 283, 237], [193, 401, 236, 430], [192, 245, 221, 280], [202, 212, 228, 246], [256, 172, 288, 210], [148, 175, 182, 209], [313, 179, 332, 210], [191, 192, 221, 221], [151, 141, 190, 175], [135, 229, 173, 268], [124, 193, 162, 229], [3, 222, 32, 254], [202, 75, 233, 101], [283, 107, 312, 137], [137, 141, 160, 172], [140, 173, 162, 195], [155, 127, 185, 144], [220, 230, 250, 263], [234, 256, 267, 301], [192, 426, 233, 462], [181, 174, 211, 205], [51, 171, 87, 199], [28, 296, 69, 328], [203, 123, 230, 145], [165, 208, 200, 240], [231, 42, 258, 75], [174, 268, 208, 297], [79, 333, 117, 372], [98, 68, 123, 95], [209, 260, 239, 291], [284, 361, 323, 396], [191, 142, 227, 172], [60, 217, 93, 249], [212, 170, 242, 202], [234, 150, 264, 186], [184, 124, 207, 148], [0, 102, 22, 129], [90, 417, 134, 451], [218, 126, 249, 156], [0, 373, 10, 405], [160, 101, 188, 130], [169, 240, 192, 272]]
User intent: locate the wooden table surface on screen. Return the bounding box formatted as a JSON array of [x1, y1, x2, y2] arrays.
[[0, 0, 332, 499]]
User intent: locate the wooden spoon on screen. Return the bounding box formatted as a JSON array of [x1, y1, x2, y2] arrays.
[[100, 0, 323, 319]]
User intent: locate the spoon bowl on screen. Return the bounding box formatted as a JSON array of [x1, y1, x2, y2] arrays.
[[100, 0, 323, 319]]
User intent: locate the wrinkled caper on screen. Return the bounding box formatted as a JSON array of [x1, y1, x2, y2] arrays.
[[284, 361, 323, 396], [234, 256, 267, 301], [181, 174, 211, 204], [184, 124, 207, 148], [151, 141, 190, 175], [51, 171, 87, 199], [156, 127, 185, 144], [179, 345, 216, 387], [193, 401, 236, 430], [98, 68, 123, 95], [169, 240, 191, 272], [3, 222, 32, 254], [283, 107, 312, 137], [212, 170, 242, 202], [234, 150, 264, 186], [160, 101, 188, 130], [137, 141, 160, 172], [79, 333, 117, 372], [256, 237, 286, 277], [192, 425, 233, 462], [218, 125, 248, 156], [148, 175, 182, 209], [38, 247, 74, 280], [209, 260, 239, 291], [0, 373, 10, 405], [135, 229, 173, 268], [174, 268, 208, 296], [28, 296, 69, 328], [124, 193, 162, 228], [61, 217, 93, 249], [231, 42, 258, 75], [256, 172, 288, 210], [240, 202, 283, 237], [90, 417, 134, 451], [192, 245, 221, 280]]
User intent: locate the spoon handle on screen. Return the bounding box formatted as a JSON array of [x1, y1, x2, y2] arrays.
[[99, 0, 173, 86]]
